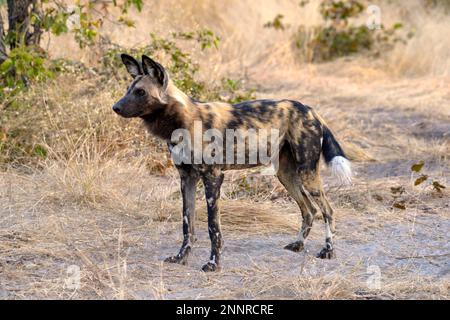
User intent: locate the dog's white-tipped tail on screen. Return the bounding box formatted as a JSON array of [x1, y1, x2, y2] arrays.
[[330, 156, 352, 185], [320, 123, 352, 185]]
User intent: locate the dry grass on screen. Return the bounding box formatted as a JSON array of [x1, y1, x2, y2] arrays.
[[0, 156, 449, 299], [48, 0, 450, 79], [1, 0, 449, 300], [382, 1, 450, 77]]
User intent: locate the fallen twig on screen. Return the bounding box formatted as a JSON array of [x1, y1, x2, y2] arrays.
[[395, 253, 450, 260]]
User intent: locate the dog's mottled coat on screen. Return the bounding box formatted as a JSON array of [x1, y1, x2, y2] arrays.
[[112, 54, 352, 271]]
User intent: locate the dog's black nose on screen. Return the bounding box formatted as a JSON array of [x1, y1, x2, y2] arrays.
[[112, 104, 121, 114]]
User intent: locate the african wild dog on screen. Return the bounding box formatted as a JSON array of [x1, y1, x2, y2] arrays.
[[112, 54, 352, 272]]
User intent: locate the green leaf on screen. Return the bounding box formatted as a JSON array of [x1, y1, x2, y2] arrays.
[[128, 0, 143, 12], [264, 14, 286, 30], [299, 0, 309, 7], [414, 174, 428, 186], [118, 16, 136, 27], [393, 22, 403, 30], [411, 161, 424, 172], [33, 144, 47, 159], [0, 59, 13, 73]]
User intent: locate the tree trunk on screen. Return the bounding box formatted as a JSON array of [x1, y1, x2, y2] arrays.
[[6, 0, 41, 49], [0, 11, 7, 64]]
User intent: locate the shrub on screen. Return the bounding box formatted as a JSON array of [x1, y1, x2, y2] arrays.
[[101, 31, 253, 103], [297, 25, 372, 61], [294, 0, 404, 62], [0, 45, 55, 98], [0, 0, 144, 97]]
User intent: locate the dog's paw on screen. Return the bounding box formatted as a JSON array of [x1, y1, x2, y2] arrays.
[[284, 241, 305, 252], [164, 254, 188, 265], [201, 262, 220, 272], [316, 247, 335, 259]]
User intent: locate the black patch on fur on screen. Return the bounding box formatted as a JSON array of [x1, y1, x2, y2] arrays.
[[204, 112, 215, 129], [228, 99, 279, 128], [141, 107, 184, 140], [291, 101, 311, 115], [322, 125, 347, 163]]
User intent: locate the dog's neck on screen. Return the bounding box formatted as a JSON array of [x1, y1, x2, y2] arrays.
[[140, 81, 196, 140]]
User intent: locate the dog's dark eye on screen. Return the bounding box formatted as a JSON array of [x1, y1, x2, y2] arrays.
[[135, 88, 146, 97]]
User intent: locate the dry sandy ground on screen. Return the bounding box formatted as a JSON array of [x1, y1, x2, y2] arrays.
[[0, 61, 449, 299]]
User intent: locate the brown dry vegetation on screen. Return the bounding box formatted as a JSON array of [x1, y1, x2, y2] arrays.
[[0, 0, 449, 299]]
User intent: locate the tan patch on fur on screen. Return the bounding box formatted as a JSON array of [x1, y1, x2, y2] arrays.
[[166, 81, 195, 108]]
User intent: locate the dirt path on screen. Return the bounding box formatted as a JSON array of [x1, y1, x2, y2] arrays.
[[1, 169, 448, 299]]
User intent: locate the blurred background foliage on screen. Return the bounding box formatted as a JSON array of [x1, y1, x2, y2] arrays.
[[0, 0, 449, 166]]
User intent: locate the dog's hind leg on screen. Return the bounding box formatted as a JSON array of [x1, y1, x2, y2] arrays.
[[277, 147, 318, 252], [287, 124, 336, 258], [299, 170, 336, 259], [315, 193, 335, 259], [164, 166, 199, 265]]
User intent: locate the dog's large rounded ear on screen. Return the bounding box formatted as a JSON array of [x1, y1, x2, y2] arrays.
[[142, 55, 168, 89], [121, 54, 142, 78]]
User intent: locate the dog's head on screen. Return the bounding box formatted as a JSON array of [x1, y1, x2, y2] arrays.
[[112, 54, 169, 118]]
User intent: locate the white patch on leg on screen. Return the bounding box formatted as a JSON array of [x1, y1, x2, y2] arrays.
[[325, 222, 333, 239], [297, 228, 306, 243], [324, 222, 333, 250], [330, 156, 352, 185]]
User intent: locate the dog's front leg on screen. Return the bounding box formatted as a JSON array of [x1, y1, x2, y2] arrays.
[[201, 169, 224, 272], [164, 167, 199, 265]]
